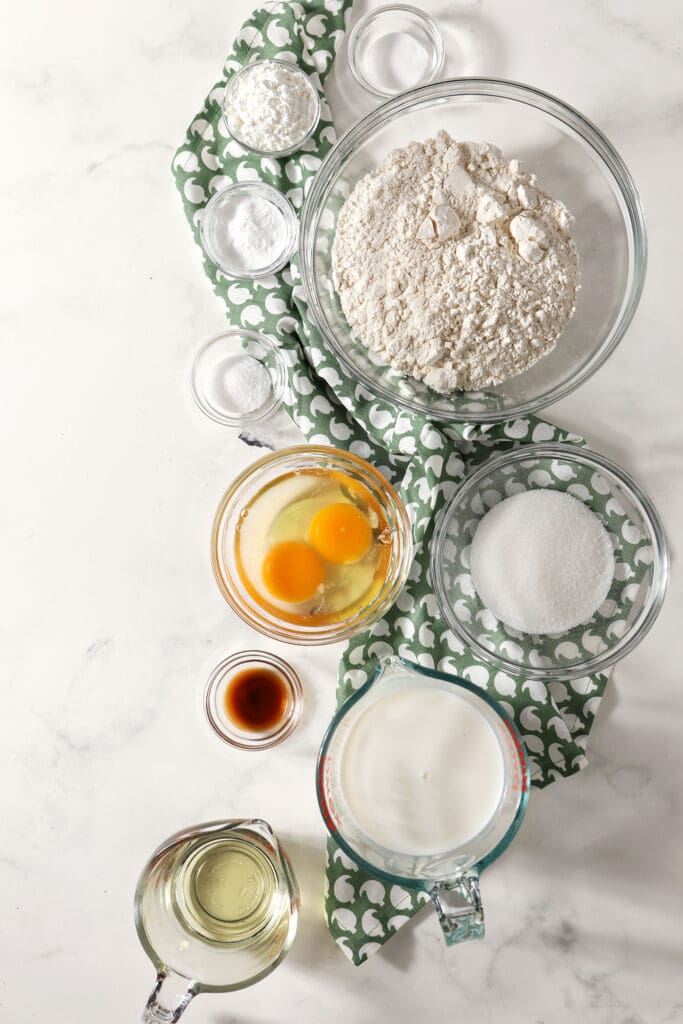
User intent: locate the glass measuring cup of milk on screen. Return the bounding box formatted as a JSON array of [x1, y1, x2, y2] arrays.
[[134, 819, 299, 1022], [316, 657, 529, 945]]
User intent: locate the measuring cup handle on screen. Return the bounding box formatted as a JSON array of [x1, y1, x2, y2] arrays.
[[140, 972, 197, 1023], [430, 869, 485, 946]]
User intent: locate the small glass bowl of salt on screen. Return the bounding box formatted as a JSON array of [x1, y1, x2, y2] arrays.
[[190, 329, 287, 428], [200, 182, 298, 279], [348, 4, 445, 98]]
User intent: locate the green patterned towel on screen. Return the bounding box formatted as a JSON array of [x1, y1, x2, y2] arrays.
[[172, 0, 650, 966]]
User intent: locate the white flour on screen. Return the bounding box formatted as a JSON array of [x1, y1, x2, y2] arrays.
[[225, 60, 318, 153], [332, 131, 580, 392]]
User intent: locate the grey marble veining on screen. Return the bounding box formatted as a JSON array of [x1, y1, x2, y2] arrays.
[[0, 1, 681, 1022]]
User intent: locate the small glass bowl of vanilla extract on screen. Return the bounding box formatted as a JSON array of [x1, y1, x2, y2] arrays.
[[204, 651, 303, 750]]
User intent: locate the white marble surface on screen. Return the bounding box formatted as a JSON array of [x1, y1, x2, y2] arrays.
[[1, 1, 682, 1021]]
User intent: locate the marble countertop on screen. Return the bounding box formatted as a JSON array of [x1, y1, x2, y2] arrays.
[[2, 0, 681, 1021]]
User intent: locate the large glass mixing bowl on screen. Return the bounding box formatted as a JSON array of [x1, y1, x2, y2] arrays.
[[299, 79, 646, 423]]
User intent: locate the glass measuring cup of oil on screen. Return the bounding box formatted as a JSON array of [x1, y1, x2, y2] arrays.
[[134, 819, 299, 1022], [316, 657, 529, 945]]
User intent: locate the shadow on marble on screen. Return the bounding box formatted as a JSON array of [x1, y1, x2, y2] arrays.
[[374, 901, 431, 975], [277, 831, 428, 977], [434, 0, 509, 79], [238, 406, 305, 452], [589, 663, 621, 730], [515, 710, 678, 881], [277, 832, 337, 971], [296, 677, 319, 734], [328, 0, 510, 135]]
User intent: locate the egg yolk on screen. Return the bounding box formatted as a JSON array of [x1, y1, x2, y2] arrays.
[[262, 541, 325, 603], [309, 502, 372, 564]]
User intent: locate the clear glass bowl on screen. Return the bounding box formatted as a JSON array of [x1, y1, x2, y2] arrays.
[[222, 58, 321, 158], [299, 79, 647, 423], [348, 5, 445, 98], [204, 651, 303, 750], [431, 443, 669, 680], [211, 446, 414, 645], [190, 329, 286, 427], [200, 182, 298, 279]]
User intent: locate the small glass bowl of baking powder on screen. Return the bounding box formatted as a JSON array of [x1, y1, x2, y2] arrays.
[[222, 58, 321, 157], [200, 181, 298, 279], [190, 329, 287, 428], [348, 5, 445, 98]]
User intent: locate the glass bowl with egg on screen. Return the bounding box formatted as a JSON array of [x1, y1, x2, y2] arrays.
[[299, 78, 646, 422], [211, 446, 414, 644], [430, 443, 668, 681]]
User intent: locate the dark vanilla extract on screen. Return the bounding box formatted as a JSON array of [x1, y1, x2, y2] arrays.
[[224, 667, 289, 732]]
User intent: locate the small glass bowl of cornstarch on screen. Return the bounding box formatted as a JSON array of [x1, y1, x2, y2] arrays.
[[223, 58, 321, 157], [190, 329, 287, 428], [348, 4, 445, 97], [200, 182, 298, 279], [431, 443, 669, 681]]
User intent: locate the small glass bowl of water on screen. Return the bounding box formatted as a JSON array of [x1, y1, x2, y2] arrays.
[[190, 329, 287, 428], [348, 4, 445, 98], [200, 182, 298, 279]]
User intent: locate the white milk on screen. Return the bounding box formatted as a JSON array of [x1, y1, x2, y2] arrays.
[[339, 687, 505, 855]]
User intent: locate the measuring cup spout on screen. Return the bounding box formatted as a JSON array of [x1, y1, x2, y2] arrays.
[[430, 870, 485, 946], [140, 971, 197, 1023], [240, 817, 278, 849], [366, 654, 407, 691]]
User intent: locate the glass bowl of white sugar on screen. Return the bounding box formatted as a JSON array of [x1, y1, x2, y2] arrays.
[[431, 443, 668, 681], [190, 329, 287, 428], [200, 182, 298, 279], [348, 4, 445, 97], [222, 58, 321, 157]]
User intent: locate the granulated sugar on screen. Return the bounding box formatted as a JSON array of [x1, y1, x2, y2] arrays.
[[469, 489, 615, 635]]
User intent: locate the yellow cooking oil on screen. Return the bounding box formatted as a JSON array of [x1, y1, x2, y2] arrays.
[[172, 837, 285, 945]]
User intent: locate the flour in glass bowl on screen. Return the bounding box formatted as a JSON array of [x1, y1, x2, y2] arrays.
[[332, 131, 580, 392]]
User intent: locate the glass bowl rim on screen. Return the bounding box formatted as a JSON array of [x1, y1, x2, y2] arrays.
[[200, 181, 299, 279], [222, 57, 322, 158], [211, 444, 415, 645], [299, 76, 648, 423], [204, 650, 303, 750], [189, 328, 287, 427], [430, 441, 669, 680], [347, 3, 446, 98]]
